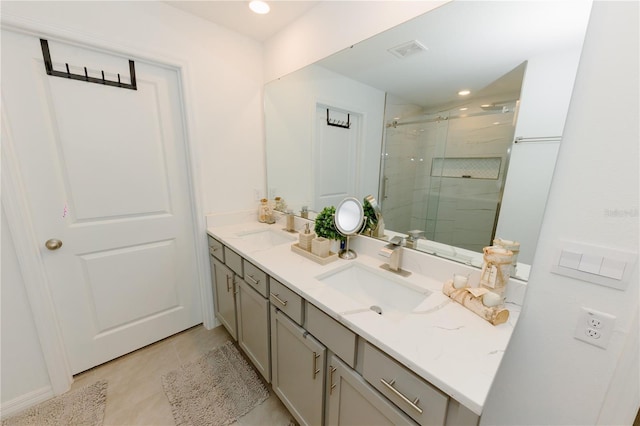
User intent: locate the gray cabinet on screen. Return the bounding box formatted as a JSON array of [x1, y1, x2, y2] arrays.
[[326, 354, 417, 426], [211, 257, 237, 340], [271, 306, 325, 426], [236, 278, 270, 381], [209, 232, 480, 425], [362, 342, 448, 426]]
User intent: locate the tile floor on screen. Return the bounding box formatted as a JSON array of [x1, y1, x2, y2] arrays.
[[71, 324, 296, 425]]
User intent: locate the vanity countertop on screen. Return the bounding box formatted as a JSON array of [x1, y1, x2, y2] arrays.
[[207, 220, 521, 416]]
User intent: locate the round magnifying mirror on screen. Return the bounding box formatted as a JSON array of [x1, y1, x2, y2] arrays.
[[335, 197, 364, 260], [335, 197, 364, 235]]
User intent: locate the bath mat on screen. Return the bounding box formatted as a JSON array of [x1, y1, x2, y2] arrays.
[[2, 380, 107, 426], [161, 341, 269, 426]]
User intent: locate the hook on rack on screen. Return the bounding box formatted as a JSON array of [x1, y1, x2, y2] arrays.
[[326, 108, 351, 129], [40, 39, 137, 91]]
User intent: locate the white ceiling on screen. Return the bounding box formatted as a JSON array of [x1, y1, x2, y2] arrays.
[[164, 1, 320, 42]]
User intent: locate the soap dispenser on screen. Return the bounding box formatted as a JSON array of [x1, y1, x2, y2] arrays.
[[299, 223, 315, 251]]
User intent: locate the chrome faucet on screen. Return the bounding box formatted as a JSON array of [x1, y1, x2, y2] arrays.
[[379, 236, 411, 277]]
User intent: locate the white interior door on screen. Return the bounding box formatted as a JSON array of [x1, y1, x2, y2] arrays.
[[314, 105, 359, 210], [1, 31, 202, 374]]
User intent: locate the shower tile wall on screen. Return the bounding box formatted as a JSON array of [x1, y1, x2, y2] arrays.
[[383, 109, 514, 253]]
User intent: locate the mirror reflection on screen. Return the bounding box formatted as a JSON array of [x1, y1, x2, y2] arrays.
[[265, 1, 592, 280]]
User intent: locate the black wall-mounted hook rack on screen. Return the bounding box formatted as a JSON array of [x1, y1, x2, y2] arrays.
[[40, 39, 137, 91], [326, 108, 351, 129]]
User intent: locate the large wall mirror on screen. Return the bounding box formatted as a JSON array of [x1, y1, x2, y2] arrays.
[[265, 1, 592, 281]]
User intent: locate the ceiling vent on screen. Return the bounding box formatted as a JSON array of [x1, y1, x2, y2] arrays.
[[388, 40, 428, 59]]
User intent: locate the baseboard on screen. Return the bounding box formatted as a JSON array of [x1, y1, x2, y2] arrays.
[[0, 386, 54, 420]]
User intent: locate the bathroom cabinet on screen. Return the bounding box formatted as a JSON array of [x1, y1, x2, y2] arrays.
[[208, 231, 481, 426], [326, 354, 417, 425], [362, 342, 448, 425], [271, 306, 325, 426], [210, 257, 237, 340], [209, 237, 271, 381], [236, 275, 270, 381]]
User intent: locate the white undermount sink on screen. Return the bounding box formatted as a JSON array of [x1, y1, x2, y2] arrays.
[[316, 263, 431, 321], [235, 228, 296, 249]]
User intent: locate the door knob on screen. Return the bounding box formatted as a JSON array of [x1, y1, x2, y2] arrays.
[[45, 239, 63, 250]]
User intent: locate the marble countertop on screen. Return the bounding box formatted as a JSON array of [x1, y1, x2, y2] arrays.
[[207, 220, 522, 416]]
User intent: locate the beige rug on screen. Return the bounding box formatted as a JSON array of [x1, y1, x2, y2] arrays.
[[161, 341, 269, 426], [2, 380, 107, 426]]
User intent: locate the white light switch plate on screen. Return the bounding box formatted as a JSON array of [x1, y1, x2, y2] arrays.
[[551, 241, 637, 290]]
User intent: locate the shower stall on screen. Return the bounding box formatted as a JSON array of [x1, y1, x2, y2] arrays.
[[380, 103, 517, 253]]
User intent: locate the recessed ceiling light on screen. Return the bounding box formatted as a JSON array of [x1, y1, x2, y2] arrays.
[[493, 122, 500, 125], [458, 90, 471, 96], [459, 107, 468, 111], [249, 1, 270, 14], [481, 104, 492, 108]]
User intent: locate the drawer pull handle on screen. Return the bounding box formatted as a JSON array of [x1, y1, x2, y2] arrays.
[[245, 274, 259, 285], [270, 293, 288, 306], [329, 366, 337, 394], [312, 352, 321, 379], [380, 378, 423, 415]]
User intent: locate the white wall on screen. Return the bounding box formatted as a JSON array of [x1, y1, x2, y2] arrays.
[[1, 207, 53, 408], [482, 2, 639, 424]]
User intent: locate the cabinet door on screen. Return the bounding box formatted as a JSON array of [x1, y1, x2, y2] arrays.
[[211, 257, 237, 340], [237, 279, 270, 382], [326, 355, 417, 426], [271, 306, 325, 426]]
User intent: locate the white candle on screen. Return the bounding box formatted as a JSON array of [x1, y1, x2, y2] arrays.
[[482, 291, 501, 307], [453, 274, 468, 289]]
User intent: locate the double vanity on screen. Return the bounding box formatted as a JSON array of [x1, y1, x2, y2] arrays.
[[206, 213, 523, 425]]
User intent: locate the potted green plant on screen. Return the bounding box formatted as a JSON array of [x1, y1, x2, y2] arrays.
[[362, 197, 379, 235], [314, 206, 345, 242]]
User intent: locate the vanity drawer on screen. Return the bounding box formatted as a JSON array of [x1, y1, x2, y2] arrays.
[[362, 342, 448, 426], [306, 303, 357, 368], [224, 247, 243, 277], [269, 278, 303, 325], [207, 236, 224, 262], [243, 259, 269, 298]]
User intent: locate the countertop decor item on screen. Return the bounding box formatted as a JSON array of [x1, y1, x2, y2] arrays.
[[274, 196, 287, 212], [257, 198, 271, 223], [334, 197, 364, 259], [479, 246, 514, 305], [442, 280, 509, 326], [362, 195, 384, 237], [298, 223, 315, 251], [311, 237, 330, 258], [314, 206, 345, 242], [291, 242, 337, 265], [493, 238, 520, 275]]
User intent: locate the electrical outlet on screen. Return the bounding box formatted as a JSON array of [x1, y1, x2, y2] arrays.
[[588, 317, 603, 329], [574, 307, 616, 349]]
